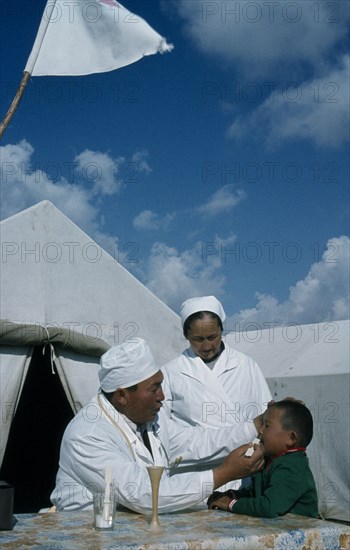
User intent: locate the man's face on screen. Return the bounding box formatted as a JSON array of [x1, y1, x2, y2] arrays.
[[187, 315, 222, 362], [123, 370, 164, 425], [259, 407, 290, 457]]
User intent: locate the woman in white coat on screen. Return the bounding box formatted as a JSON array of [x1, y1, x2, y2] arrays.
[[162, 296, 272, 475], [51, 338, 264, 514]]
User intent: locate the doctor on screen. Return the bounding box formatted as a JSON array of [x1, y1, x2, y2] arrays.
[[162, 296, 272, 476], [51, 338, 264, 514]]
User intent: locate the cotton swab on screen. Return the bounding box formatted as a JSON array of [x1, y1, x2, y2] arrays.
[[245, 437, 261, 457]]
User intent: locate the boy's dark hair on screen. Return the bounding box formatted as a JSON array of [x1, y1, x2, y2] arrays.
[[183, 311, 223, 338], [273, 400, 313, 447]]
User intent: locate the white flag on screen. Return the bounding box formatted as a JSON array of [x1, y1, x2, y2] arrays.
[[25, 0, 173, 76]]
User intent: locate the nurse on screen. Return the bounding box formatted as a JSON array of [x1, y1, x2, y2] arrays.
[[51, 338, 264, 514], [162, 296, 272, 478]]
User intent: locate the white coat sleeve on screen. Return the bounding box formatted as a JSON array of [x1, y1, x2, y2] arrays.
[[167, 414, 257, 466], [52, 415, 214, 514], [160, 365, 173, 420]]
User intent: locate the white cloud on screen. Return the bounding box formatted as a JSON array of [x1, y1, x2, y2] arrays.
[[229, 236, 350, 327], [145, 234, 237, 311], [133, 209, 175, 230], [133, 210, 159, 230], [131, 150, 152, 173], [73, 148, 152, 197], [171, 1, 349, 150], [134, 185, 245, 233], [0, 140, 133, 248], [75, 149, 124, 196], [198, 185, 246, 216], [228, 55, 350, 148], [173, 0, 349, 79], [1, 140, 96, 230]]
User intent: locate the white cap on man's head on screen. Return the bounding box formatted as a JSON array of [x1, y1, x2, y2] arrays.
[[99, 338, 159, 392], [180, 295, 226, 327]]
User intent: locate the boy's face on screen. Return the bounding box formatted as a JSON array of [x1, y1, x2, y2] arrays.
[[259, 406, 292, 457]]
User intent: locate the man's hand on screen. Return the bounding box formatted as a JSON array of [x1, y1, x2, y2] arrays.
[[213, 444, 264, 489]]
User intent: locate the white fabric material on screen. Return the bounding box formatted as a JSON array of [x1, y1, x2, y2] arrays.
[[162, 344, 272, 474], [25, 0, 173, 77], [0, 320, 108, 356], [0, 201, 184, 364], [0, 347, 33, 464], [0, 200, 185, 465], [180, 296, 226, 327], [51, 393, 246, 513], [99, 339, 159, 391], [54, 349, 101, 411]]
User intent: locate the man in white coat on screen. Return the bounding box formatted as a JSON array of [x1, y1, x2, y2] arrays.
[[51, 338, 264, 514], [162, 296, 272, 480]]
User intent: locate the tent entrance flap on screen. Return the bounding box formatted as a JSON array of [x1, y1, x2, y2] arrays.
[[0, 346, 74, 513], [0, 346, 33, 466]]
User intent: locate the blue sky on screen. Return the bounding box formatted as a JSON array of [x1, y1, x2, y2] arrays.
[[1, 0, 349, 328]]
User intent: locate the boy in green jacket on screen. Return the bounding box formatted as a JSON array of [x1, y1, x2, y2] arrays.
[[208, 400, 318, 518]]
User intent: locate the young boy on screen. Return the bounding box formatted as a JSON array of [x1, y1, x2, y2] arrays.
[[208, 400, 318, 518]]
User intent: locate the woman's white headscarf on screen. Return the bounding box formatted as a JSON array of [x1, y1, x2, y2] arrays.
[[180, 296, 226, 327]]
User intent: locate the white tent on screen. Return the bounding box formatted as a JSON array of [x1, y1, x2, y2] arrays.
[[225, 321, 350, 523], [0, 200, 186, 453], [0, 200, 185, 510], [1, 200, 348, 520]]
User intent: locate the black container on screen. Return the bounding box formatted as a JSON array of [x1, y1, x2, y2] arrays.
[[0, 481, 15, 530]]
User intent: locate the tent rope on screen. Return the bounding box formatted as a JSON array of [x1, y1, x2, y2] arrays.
[[42, 326, 56, 375]]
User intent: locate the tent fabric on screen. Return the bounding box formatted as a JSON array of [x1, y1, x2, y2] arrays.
[[225, 321, 348, 378], [0, 200, 186, 361], [0, 320, 109, 356], [0, 201, 186, 472], [0, 347, 33, 465], [0, 345, 76, 513], [225, 320, 350, 523], [0, 345, 97, 467], [54, 349, 102, 411]]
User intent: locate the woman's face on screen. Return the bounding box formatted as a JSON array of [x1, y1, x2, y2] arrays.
[[186, 314, 222, 362]]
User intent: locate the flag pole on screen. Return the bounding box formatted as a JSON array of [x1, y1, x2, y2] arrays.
[[0, 72, 31, 139], [0, 0, 57, 139]]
